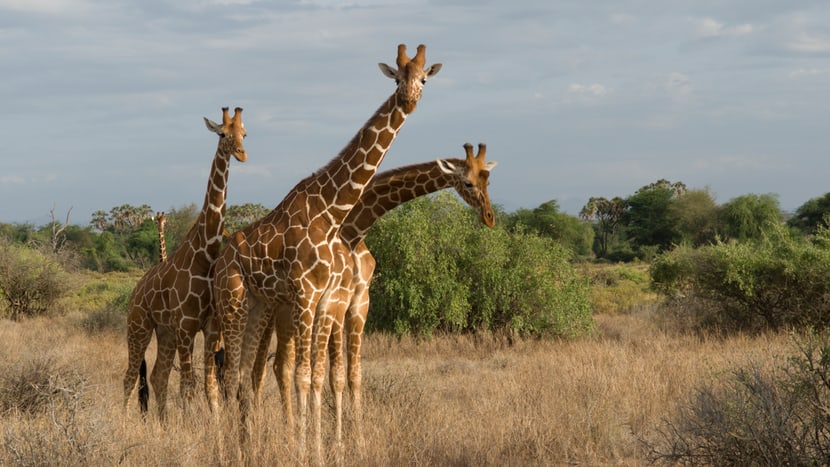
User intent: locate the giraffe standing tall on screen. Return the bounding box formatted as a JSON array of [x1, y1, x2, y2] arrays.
[[155, 212, 167, 263], [250, 143, 498, 445], [123, 107, 247, 418], [211, 44, 440, 461]]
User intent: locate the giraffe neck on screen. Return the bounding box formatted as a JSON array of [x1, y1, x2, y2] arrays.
[[340, 158, 463, 249], [305, 93, 410, 225], [180, 147, 232, 260], [158, 224, 167, 262]]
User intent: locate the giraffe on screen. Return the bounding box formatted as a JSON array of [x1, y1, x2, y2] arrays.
[[250, 143, 498, 445], [211, 44, 441, 461], [155, 212, 167, 263], [123, 107, 247, 418]]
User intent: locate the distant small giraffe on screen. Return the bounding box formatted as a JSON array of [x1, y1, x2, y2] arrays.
[[155, 212, 167, 263]]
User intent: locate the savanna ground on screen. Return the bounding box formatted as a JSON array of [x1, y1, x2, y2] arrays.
[[0, 265, 802, 465]]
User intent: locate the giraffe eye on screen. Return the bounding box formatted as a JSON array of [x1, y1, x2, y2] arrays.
[[421, 78, 427, 85], [464, 181, 473, 188]]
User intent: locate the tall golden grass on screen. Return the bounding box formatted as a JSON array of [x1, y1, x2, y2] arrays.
[[0, 309, 795, 466]]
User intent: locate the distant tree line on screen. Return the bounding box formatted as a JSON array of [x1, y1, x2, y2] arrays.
[[4, 179, 830, 333]]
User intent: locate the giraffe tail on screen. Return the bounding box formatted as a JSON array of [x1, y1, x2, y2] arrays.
[[214, 347, 226, 398], [138, 358, 149, 413]]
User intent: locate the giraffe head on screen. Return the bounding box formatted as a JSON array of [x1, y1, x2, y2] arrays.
[[438, 143, 498, 228], [203, 107, 248, 162], [378, 44, 442, 114], [155, 211, 166, 228]]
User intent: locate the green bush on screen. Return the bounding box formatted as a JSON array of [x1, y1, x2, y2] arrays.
[[650, 331, 830, 465], [365, 193, 593, 338], [651, 224, 830, 332], [0, 240, 71, 320]]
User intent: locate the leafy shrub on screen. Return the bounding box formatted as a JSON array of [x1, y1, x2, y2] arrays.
[[585, 264, 657, 315], [76, 275, 133, 334], [650, 331, 830, 465], [0, 239, 71, 320], [651, 224, 830, 332], [366, 193, 593, 337]]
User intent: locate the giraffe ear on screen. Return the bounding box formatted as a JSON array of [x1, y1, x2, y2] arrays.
[[436, 158, 456, 174], [485, 161, 498, 171], [204, 117, 223, 135], [425, 63, 442, 78], [378, 63, 398, 80]]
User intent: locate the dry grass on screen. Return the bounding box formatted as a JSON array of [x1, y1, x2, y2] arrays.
[[0, 311, 795, 466]]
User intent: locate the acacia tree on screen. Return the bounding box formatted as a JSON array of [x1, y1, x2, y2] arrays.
[[510, 200, 594, 258], [788, 192, 830, 234], [717, 193, 782, 242], [623, 179, 687, 256], [580, 196, 625, 258], [667, 188, 718, 247]]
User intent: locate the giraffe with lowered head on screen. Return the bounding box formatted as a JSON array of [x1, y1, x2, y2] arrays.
[[123, 107, 247, 418], [211, 44, 440, 461], [251, 143, 498, 446]]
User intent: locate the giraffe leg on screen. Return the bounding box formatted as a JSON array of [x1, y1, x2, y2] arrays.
[[150, 328, 177, 420], [346, 284, 370, 449], [328, 313, 346, 455], [310, 290, 339, 465], [124, 308, 154, 416], [176, 327, 198, 406], [273, 308, 296, 443], [203, 311, 222, 413], [293, 295, 321, 465], [251, 315, 274, 406]]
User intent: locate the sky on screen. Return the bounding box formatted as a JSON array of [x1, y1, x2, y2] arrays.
[[2, 1, 830, 226]]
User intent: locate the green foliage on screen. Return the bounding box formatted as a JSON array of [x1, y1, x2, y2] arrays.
[[0, 240, 71, 320], [580, 196, 626, 258], [365, 192, 593, 338], [72, 273, 135, 334], [125, 218, 160, 268], [584, 264, 657, 314], [623, 179, 686, 255], [651, 331, 830, 465], [651, 224, 830, 332], [225, 202, 270, 234], [717, 193, 782, 242], [668, 188, 718, 247], [788, 191, 830, 234], [508, 200, 594, 259], [163, 203, 199, 253]]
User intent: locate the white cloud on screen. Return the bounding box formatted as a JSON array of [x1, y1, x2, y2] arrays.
[[697, 17, 754, 38], [0, 0, 90, 13], [567, 83, 607, 97], [0, 175, 26, 185], [789, 67, 829, 79], [788, 34, 830, 54]]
